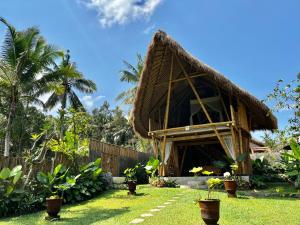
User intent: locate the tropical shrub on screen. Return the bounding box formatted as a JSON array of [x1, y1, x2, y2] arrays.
[[149, 176, 178, 188], [134, 163, 148, 184], [124, 167, 137, 183], [64, 158, 110, 203], [281, 139, 300, 188], [145, 157, 160, 178], [0, 165, 24, 217]]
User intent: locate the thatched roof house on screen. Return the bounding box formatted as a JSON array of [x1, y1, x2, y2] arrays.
[[133, 30, 277, 176]]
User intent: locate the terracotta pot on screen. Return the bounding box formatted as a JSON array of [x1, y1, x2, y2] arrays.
[[224, 180, 237, 198], [199, 199, 220, 225], [127, 181, 136, 195], [46, 198, 62, 218]]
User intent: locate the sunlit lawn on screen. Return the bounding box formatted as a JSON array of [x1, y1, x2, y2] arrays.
[[1, 185, 300, 225]]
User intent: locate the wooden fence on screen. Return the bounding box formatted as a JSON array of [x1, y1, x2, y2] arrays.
[[0, 139, 151, 176]]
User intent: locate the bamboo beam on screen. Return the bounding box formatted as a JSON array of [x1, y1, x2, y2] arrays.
[[175, 54, 231, 158], [217, 88, 230, 121], [160, 53, 174, 176], [153, 73, 207, 87], [180, 146, 187, 175], [148, 121, 233, 136], [168, 131, 232, 142]]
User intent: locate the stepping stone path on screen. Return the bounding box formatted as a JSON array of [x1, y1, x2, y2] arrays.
[[141, 213, 154, 217], [149, 208, 161, 212], [129, 218, 144, 224], [129, 193, 188, 224]]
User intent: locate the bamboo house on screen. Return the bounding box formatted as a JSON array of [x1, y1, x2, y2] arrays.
[[132, 31, 277, 176]]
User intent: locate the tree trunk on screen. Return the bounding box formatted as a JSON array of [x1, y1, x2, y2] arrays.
[[4, 102, 15, 157]]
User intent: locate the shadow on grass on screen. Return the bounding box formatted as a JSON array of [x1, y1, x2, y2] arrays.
[[56, 207, 130, 224]]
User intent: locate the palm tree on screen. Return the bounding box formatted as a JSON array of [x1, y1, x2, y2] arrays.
[[39, 50, 96, 136], [116, 54, 144, 106], [0, 17, 60, 156]]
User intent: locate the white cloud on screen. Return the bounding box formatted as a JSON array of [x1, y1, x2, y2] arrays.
[[143, 23, 156, 34], [81, 95, 105, 108], [80, 0, 162, 27]]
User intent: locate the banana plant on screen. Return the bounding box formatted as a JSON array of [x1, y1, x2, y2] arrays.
[[282, 139, 300, 189]]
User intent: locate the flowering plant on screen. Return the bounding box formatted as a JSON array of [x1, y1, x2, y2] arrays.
[[223, 163, 238, 181], [189, 167, 203, 176]]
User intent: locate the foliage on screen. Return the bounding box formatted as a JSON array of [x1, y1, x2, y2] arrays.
[[223, 163, 238, 180], [90, 101, 136, 147], [281, 139, 300, 188], [149, 176, 178, 188], [0, 165, 24, 217], [0, 17, 61, 156], [36, 164, 77, 198], [116, 54, 144, 108], [251, 156, 286, 188], [262, 74, 300, 150], [124, 167, 137, 183], [134, 163, 148, 184], [63, 158, 110, 203], [189, 167, 203, 176], [144, 157, 160, 177], [206, 178, 222, 200]]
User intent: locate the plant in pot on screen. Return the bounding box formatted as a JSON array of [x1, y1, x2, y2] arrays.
[[195, 175, 223, 225], [223, 163, 238, 198], [124, 167, 137, 195], [37, 164, 78, 220]]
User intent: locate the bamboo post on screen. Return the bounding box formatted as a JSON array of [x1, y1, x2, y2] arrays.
[[175, 54, 230, 158], [160, 53, 174, 176]]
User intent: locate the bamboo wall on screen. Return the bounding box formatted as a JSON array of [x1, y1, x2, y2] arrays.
[[0, 139, 150, 176]]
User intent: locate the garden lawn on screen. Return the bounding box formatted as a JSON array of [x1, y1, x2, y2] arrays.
[[1, 185, 300, 225]]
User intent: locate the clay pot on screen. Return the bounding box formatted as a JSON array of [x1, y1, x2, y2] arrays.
[[46, 198, 62, 218], [127, 181, 137, 195], [224, 180, 237, 198], [199, 199, 220, 225]]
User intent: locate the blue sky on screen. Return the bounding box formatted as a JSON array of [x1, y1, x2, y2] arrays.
[[0, 0, 299, 139]]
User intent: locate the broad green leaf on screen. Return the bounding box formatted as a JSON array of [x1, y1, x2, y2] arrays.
[[10, 165, 22, 177], [13, 171, 22, 184], [53, 164, 62, 176], [36, 172, 48, 184], [5, 185, 14, 196], [290, 139, 300, 160], [0, 168, 10, 179], [94, 158, 101, 166]]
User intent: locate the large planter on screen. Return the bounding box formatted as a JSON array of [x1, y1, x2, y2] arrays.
[[224, 180, 237, 198], [127, 181, 137, 195], [199, 199, 220, 225], [46, 198, 62, 219]]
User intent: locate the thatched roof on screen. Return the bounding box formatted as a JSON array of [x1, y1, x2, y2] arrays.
[[132, 30, 277, 138]]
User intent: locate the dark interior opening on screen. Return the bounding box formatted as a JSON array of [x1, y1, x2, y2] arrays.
[[177, 140, 228, 176]]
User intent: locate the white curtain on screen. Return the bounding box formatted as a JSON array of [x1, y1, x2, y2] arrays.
[[223, 136, 236, 160], [164, 141, 173, 164]]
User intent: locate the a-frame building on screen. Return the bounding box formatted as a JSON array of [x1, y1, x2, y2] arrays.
[[132, 31, 277, 176]]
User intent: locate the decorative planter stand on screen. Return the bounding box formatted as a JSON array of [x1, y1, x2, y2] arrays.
[[127, 181, 137, 195], [45, 198, 62, 220], [224, 180, 237, 198], [199, 199, 220, 225]]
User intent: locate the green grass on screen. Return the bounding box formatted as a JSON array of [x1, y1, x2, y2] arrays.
[[1, 185, 300, 225]]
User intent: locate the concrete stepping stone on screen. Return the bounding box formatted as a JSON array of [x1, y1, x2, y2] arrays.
[[129, 218, 144, 224], [141, 213, 154, 217], [157, 205, 166, 208], [149, 208, 161, 212]]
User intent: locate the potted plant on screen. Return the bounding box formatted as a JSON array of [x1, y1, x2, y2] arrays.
[[223, 163, 238, 198], [37, 164, 77, 219], [196, 175, 222, 225], [124, 167, 137, 195]]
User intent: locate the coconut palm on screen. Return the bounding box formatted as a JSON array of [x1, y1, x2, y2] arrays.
[[116, 54, 144, 106], [0, 17, 60, 156], [39, 50, 96, 136]]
